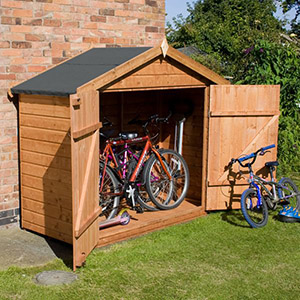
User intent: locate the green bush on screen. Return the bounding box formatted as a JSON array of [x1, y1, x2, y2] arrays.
[[236, 40, 300, 177]]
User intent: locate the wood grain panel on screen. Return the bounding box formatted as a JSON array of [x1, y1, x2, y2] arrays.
[[22, 221, 72, 244], [20, 127, 71, 144], [19, 94, 73, 244], [22, 197, 72, 224], [206, 85, 280, 210], [21, 186, 72, 210], [20, 138, 71, 158], [21, 162, 72, 184], [20, 114, 70, 132], [21, 150, 71, 171], [20, 95, 70, 118]]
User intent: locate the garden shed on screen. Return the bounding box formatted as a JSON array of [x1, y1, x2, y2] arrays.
[[10, 40, 280, 270]]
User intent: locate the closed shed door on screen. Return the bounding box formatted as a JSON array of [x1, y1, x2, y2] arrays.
[[70, 90, 101, 270], [206, 85, 280, 210]]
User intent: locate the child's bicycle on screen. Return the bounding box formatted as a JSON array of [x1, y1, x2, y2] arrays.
[[229, 144, 300, 228]]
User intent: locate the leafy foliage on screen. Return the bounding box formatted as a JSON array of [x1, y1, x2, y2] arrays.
[[280, 0, 300, 34], [167, 0, 283, 76], [232, 40, 300, 175]]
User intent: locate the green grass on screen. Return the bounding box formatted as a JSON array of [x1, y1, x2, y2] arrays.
[[0, 211, 300, 300]]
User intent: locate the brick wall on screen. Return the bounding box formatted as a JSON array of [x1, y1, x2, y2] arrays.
[[0, 0, 165, 227]]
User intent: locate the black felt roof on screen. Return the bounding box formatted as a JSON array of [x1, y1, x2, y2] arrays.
[[11, 47, 151, 96]]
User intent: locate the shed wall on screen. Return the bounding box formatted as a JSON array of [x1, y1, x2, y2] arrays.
[[19, 94, 72, 243], [0, 0, 165, 227]]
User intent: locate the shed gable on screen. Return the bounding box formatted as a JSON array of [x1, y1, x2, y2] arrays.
[[104, 56, 211, 92]]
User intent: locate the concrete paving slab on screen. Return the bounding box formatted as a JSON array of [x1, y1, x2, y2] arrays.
[[0, 226, 72, 270]]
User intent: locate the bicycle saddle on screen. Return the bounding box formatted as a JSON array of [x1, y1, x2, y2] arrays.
[[119, 132, 138, 140], [265, 161, 279, 168]]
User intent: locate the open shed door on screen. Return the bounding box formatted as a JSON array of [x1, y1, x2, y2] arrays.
[[70, 90, 101, 270], [206, 85, 280, 210]]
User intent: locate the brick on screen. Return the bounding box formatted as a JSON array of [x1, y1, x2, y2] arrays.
[[37, 0, 53, 2], [7, 65, 26, 73], [100, 8, 115, 16], [0, 74, 16, 80], [31, 57, 51, 64], [12, 41, 32, 49], [44, 19, 61, 27], [52, 57, 66, 64], [0, 41, 10, 48], [100, 37, 115, 44], [11, 25, 31, 33], [114, 0, 129, 3], [62, 21, 79, 28], [25, 34, 45, 41], [82, 37, 100, 43], [1, 49, 23, 56], [27, 65, 47, 72], [145, 26, 158, 33], [23, 18, 43, 26], [146, 0, 157, 7], [90, 15, 106, 22], [1, 17, 21, 25], [13, 9, 33, 18], [1, 1, 23, 8]]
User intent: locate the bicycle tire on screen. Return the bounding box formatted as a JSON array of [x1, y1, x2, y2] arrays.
[[99, 163, 120, 219], [278, 177, 300, 210], [126, 151, 159, 211], [144, 149, 190, 210], [241, 188, 268, 228]]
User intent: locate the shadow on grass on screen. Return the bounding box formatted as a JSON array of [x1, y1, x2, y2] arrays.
[[220, 210, 250, 228]]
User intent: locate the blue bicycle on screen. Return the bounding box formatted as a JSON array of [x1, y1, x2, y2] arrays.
[[230, 145, 300, 228]]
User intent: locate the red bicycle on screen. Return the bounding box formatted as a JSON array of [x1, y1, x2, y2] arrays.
[[99, 114, 190, 219]]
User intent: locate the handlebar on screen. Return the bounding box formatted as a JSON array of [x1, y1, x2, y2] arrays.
[[229, 144, 275, 168]]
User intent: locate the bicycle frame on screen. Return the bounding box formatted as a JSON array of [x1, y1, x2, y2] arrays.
[[248, 170, 297, 208], [99, 134, 172, 196]]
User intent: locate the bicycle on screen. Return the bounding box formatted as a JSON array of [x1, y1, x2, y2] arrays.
[[99, 114, 190, 219], [229, 144, 300, 228]]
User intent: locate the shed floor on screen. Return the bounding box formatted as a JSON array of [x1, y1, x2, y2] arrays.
[[97, 200, 206, 248]]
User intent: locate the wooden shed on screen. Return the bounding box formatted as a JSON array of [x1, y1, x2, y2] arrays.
[[10, 40, 280, 270]]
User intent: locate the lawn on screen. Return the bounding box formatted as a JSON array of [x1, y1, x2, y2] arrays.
[[0, 209, 300, 300]]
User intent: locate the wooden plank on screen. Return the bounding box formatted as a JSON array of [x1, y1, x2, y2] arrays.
[[22, 221, 72, 244], [211, 111, 280, 117], [98, 201, 206, 248], [21, 162, 72, 184], [102, 85, 205, 93], [75, 207, 101, 238], [20, 95, 70, 118], [20, 127, 71, 144], [73, 122, 102, 140], [21, 174, 72, 197], [22, 197, 72, 224], [106, 74, 205, 91], [20, 150, 71, 171], [20, 138, 71, 158], [20, 114, 70, 132], [22, 210, 72, 236], [71, 89, 100, 270], [21, 186, 72, 210]]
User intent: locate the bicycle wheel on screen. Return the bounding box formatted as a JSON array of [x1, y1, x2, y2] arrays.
[[145, 149, 189, 210], [278, 177, 300, 210], [99, 163, 120, 219], [241, 188, 268, 228]]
